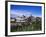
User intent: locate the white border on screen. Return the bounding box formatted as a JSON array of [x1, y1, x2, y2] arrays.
[[8, 2, 44, 35]]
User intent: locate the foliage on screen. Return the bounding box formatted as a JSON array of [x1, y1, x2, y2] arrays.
[[11, 16, 42, 32]]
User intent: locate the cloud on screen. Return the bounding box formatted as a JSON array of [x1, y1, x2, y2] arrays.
[[10, 10, 32, 17]]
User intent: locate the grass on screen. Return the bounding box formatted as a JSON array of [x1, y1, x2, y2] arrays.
[[11, 21, 42, 32]]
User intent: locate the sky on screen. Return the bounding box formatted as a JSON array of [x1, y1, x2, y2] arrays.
[[10, 5, 42, 17]]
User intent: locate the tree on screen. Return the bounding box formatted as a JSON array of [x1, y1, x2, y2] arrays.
[[35, 17, 42, 30]]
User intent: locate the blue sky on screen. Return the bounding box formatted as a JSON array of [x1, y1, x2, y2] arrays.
[[10, 5, 42, 17]]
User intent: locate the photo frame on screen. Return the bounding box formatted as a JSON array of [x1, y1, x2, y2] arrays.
[[5, 1, 45, 36]]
